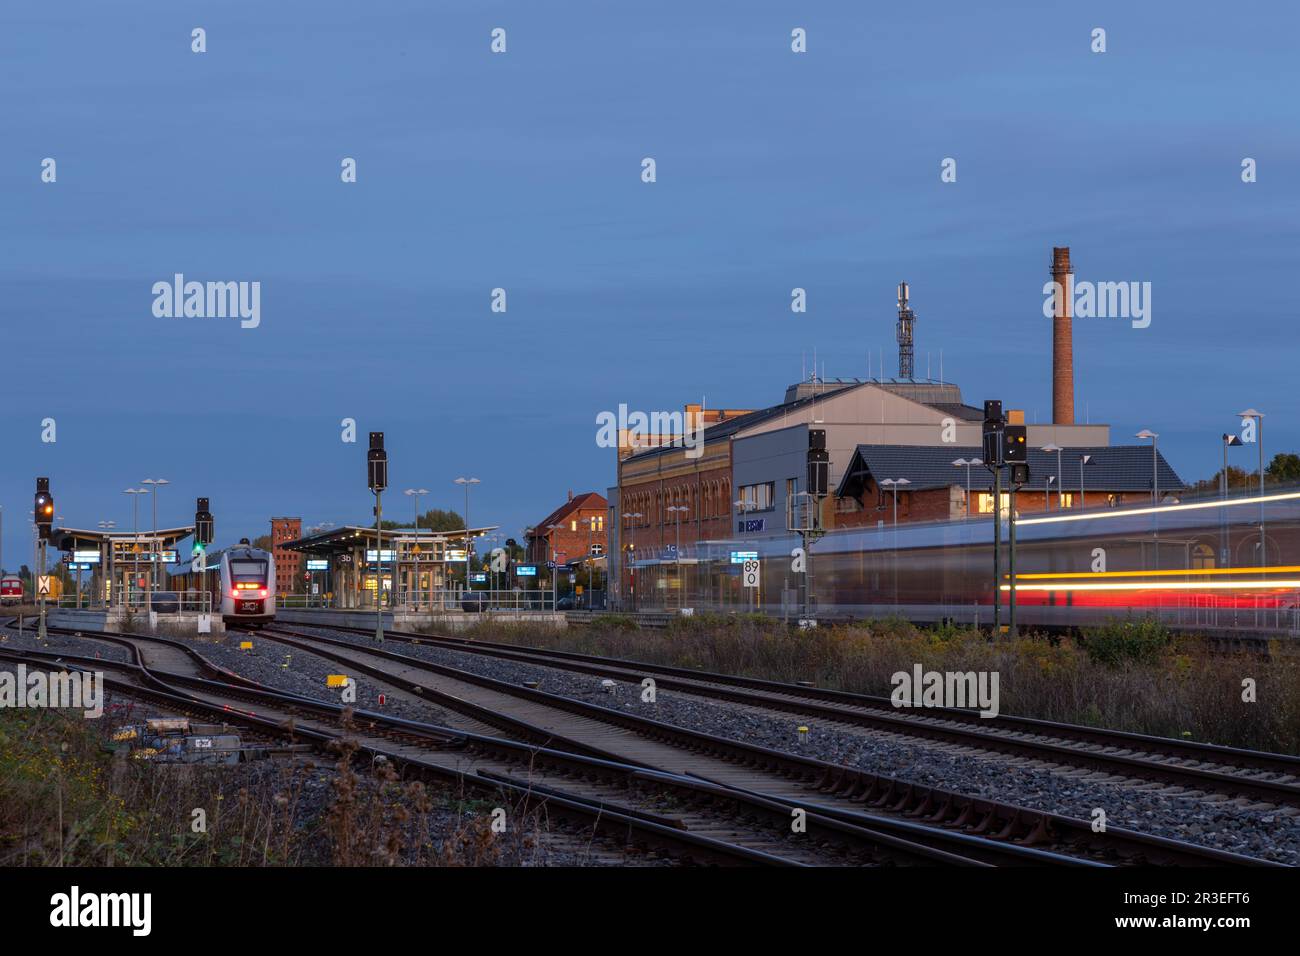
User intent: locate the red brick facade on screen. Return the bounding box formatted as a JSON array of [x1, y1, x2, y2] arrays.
[[526, 492, 608, 568], [270, 517, 302, 592]]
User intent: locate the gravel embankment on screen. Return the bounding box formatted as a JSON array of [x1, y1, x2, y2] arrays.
[[290, 624, 1300, 865]]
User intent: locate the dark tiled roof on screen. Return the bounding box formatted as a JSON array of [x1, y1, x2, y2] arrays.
[[529, 492, 607, 536], [836, 445, 1185, 497]]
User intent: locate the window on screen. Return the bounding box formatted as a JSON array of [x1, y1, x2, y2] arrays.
[[570, 520, 577, 532], [738, 482, 775, 512], [786, 477, 798, 501], [976, 493, 1011, 517], [1057, 493, 1074, 509]]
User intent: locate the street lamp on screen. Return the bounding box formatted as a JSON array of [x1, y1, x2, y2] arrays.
[[952, 458, 981, 518], [405, 488, 429, 607], [454, 477, 480, 588], [1044, 474, 1056, 510], [879, 478, 910, 525], [667, 505, 688, 608], [624, 512, 643, 611], [1079, 454, 1093, 510], [1238, 409, 1266, 566], [123, 488, 148, 607], [1221, 434, 1244, 498], [1041, 444, 1063, 508], [1135, 431, 1159, 503], [141, 478, 169, 609]]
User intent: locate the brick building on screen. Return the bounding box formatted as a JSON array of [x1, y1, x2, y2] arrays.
[[524, 492, 608, 570], [833, 444, 1184, 526], [270, 516, 303, 594]]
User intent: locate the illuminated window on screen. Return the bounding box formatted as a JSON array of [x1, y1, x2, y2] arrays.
[[976, 493, 1011, 517], [1058, 493, 1074, 509], [1191, 543, 1215, 570]]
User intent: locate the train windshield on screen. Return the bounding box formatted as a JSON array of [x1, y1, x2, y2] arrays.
[[230, 559, 268, 583]]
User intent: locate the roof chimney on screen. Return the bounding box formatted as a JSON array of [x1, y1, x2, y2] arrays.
[[1051, 247, 1075, 425], [567, 489, 573, 501]]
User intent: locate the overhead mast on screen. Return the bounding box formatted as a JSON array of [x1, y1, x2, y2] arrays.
[[896, 281, 916, 380]]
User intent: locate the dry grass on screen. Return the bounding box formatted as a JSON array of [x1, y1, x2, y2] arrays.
[[0, 706, 560, 866], [446, 615, 1300, 755]]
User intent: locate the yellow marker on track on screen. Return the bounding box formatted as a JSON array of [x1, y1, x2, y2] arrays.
[[239, 641, 253, 650], [326, 675, 349, 688]]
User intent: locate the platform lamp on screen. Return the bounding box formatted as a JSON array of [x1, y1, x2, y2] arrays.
[[454, 477, 480, 589], [123, 488, 148, 607], [623, 512, 643, 611], [1079, 455, 1093, 510], [1135, 430, 1159, 504], [405, 487, 429, 607], [141, 477, 169, 611], [952, 458, 981, 519], [1041, 444, 1063, 508], [879, 478, 910, 526], [1237, 409, 1266, 566]]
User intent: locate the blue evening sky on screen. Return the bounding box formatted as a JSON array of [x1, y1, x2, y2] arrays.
[[2, 1, 1297, 564]]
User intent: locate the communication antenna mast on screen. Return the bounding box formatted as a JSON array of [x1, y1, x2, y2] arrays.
[[896, 281, 916, 380]]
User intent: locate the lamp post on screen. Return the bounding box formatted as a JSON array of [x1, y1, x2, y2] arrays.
[[1044, 475, 1055, 510], [404, 488, 428, 607], [1238, 409, 1265, 567], [141, 478, 169, 611], [1079, 454, 1093, 510], [624, 512, 643, 611], [454, 477, 479, 589], [1221, 434, 1244, 498], [952, 458, 982, 518], [1041, 444, 1063, 508], [880, 478, 910, 526], [123, 488, 147, 608], [98, 521, 116, 609], [667, 505, 688, 608], [880, 479, 909, 608], [1135, 431, 1159, 503]]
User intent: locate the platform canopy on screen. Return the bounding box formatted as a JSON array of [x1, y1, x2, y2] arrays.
[[278, 524, 499, 557], [53, 526, 195, 552]]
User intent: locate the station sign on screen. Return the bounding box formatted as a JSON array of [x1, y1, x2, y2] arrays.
[[365, 550, 397, 562], [730, 550, 759, 564], [470, 572, 487, 583], [74, 550, 101, 564], [738, 518, 766, 534], [516, 565, 538, 577], [447, 549, 467, 562], [306, 559, 329, 571]]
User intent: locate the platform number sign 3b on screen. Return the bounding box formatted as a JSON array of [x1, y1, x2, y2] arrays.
[[743, 559, 761, 589]]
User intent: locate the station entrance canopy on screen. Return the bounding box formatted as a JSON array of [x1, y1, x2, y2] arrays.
[[277, 524, 499, 608]]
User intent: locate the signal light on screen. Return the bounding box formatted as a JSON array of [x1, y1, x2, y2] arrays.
[[34, 478, 55, 540], [368, 432, 388, 492], [1004, 425, 1028, 463]]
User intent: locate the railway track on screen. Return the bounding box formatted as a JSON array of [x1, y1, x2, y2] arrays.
[[1, 627, 1065, 867], [293, 620, 1300, 810], [221, 622, 1280, 866]]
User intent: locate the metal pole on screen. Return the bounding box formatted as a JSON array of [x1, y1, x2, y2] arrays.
[[1056, 448, 1063, 507], [1259, 417, 1266, 568], [993, 466, 1002, 634], [37, 538, 47, 640], [375, 489, 383, 642], [1008, 484, 1018, 637]]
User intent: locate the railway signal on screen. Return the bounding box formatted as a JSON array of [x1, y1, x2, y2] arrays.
[[34, 477, 54, 539], [194, 497, 214, 548], [367, 432, 387, 643]]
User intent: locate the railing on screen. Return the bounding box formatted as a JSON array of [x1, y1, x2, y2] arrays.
[[276, 589, 561, 613], [60, 590, 212, 613]]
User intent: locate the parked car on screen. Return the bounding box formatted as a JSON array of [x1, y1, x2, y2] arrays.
[[555, 595, 577, 611], [460, 592, 488, 613]]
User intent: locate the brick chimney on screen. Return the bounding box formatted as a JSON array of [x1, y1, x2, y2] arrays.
[[1051, 246, 1075, 425]]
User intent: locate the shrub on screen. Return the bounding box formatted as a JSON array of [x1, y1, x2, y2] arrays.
[[1081, 617, 1172, 666]]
